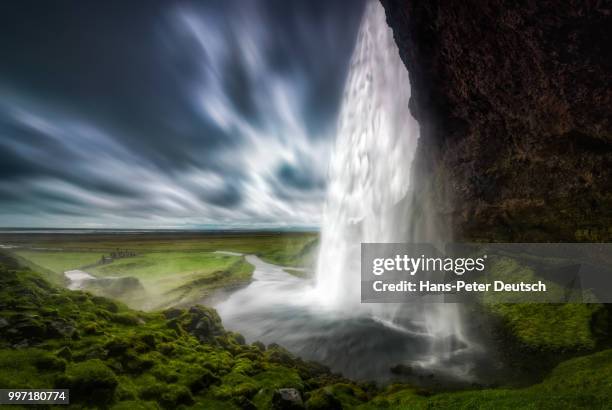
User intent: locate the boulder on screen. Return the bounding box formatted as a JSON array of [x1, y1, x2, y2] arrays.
[[47, 320, 76, 338], [162, 307, 184, 320], [304, 389, 342, 410], [184, 305, 225, 343], [272, 388, 304, 410], [56, 346, 73, 361], [14, 320, 46, 338]]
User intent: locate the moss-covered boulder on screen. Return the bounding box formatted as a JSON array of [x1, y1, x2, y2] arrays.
[[58, 359, 118, 405], [272, 388, 304, 409]]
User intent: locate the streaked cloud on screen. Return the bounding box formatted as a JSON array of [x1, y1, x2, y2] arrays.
[[0, 0, 364, 228]]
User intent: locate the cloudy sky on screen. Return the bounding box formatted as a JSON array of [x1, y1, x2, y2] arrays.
[[0, 0, 365, 229]]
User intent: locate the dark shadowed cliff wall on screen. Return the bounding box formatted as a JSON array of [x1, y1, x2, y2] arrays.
[[381, 0, 612, 241]]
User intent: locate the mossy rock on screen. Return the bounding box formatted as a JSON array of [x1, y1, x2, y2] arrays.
[[58, 359, 118, 405], [45, 319, 76, 338], [33, 354, 66, 372], [91, 295, 120, 313], [305, 384, 366, 409], [183, 367, 221, 392], [265, 344, 297, 367], [305, 388, 342, 410], [111, 312, 142, 326], [83, 321, 104, 335], [114, 375, 139, 401], [0, 349, 62, 389], [111, 400, 160, 410], [105, 337, 132, 357], [162, 307, 184, 320], [138, 333, 157, 348], [181, 305, 225, 343], [139, 382, 194, 409], [482, 257, 603, 351], [12, 317, 47, 339], [55, 346, 72, 361], [272, 388, 304, 409]]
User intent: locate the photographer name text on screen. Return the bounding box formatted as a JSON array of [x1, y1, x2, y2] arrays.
[[372, 280, 546, 293]]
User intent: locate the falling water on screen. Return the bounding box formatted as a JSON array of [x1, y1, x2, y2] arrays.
[[314, 1, 473, 370], [217, 1, 480, 382], [315, 1, 417, 309]]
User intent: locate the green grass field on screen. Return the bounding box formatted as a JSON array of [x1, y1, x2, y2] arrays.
[[2, 231, 318, 310], [13, 250, 103, 273], [0, 231, 318, 266], [90, 252, 254, 309], [9, 250, 256, 310], [90, 252, 243, 282]]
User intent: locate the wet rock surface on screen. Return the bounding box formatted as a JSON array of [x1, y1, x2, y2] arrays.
[[380, 0, 612, 241]]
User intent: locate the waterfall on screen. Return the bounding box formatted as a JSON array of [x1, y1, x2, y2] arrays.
[[315, 1, 473, 371], [315, 0, 418, 308]]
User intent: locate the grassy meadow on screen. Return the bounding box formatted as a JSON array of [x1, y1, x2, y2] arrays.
[[89, 252, 254, 310], [1, 231, 318, 265], [12, 250, 102, 273], [2, 231, 318, 310]]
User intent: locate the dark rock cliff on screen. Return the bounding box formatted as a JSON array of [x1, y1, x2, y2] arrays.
[[381, 0, 612, 241]]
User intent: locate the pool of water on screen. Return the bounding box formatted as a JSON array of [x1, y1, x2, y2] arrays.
[[214, 255, 488, 385]]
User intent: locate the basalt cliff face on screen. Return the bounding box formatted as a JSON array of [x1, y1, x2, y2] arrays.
[[381, 0, 612, 241]]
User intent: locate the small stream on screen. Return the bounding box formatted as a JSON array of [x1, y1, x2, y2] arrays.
[[64, 269, 95, 290]]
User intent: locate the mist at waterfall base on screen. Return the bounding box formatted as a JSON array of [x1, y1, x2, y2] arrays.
[[216, 2, 489, 385]]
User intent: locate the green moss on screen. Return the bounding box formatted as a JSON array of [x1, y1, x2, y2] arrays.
[[114, 377, 138, 401], [253, 366, 304, 391], [305, 383, 367, 409], [5, 251, 68, 286], [12, 250, 106, 274], [181, 365, 221, 393], [361, 350, 612, 409], [139, 382, 194, 408], [487, 303, 599, 350], [0, 349, 63, 389], [110, 312, 142, 326], [92, 295, 121, 313], [111, 400, 160, 410], [83, 321, 104, 335], [59, 359, 118, 405], [259, 237, 318, 267], [480, 257, 602, 351], [189, 398, 242, 410]]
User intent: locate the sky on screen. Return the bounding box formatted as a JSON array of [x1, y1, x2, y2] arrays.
[[0, 0, 365, 229]]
